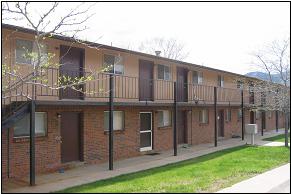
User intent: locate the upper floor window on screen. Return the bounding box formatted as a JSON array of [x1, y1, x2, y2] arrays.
[[103, 54, 124, 75], [199, 109, 209, 124], [15, 39, 48, 65], [157, 110, 172, 127], [14, 112, 47, 138], [237, 81, 243, 89], [217, 75, 224, 87], [193, 71, 203, 84], [157, 64, 171, 80]]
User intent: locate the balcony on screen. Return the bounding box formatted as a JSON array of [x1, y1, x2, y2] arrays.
[[2, 68, 252, 107]]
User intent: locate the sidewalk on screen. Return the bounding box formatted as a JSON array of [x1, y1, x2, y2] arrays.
[[217, 163, 290, 193], [2, 129, 287, 193]]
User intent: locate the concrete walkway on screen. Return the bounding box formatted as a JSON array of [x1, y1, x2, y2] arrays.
[[217, 163, 290, 193], [2, 129, 288, 193]]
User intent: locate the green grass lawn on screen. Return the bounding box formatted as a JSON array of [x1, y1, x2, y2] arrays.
[[57, 145, 290, 193], [263, 133, 290, 142]]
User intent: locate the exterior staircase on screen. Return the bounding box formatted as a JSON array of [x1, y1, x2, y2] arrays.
[[1, 73, 33, 129]]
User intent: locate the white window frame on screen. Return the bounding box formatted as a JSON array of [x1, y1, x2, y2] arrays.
[[157, 110, 172, 127], [103, 54, 124, 75], [218, 75, 224, 87], [226, 109, 232, 122], [13, 112, 47, 138], [193, 71, 203, 85], [104, 111, 125, 131], [15, 38, 48, 66], [199, 109, 209, 124], [157, 64, 171, 81]]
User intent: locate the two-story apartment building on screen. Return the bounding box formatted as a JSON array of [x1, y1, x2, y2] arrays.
[[1, 24, 285, 185]]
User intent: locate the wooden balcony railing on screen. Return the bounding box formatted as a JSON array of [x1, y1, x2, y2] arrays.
[[2, 67, 257, 105]]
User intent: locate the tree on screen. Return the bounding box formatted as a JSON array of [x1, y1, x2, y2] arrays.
[[1, 2, 111, 101], [246, 38, 290, 147], [138, 37, 189, 60]]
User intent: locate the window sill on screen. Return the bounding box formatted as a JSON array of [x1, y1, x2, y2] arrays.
[[158, 126, 172, 130], [13, 135, 47, 143], [104, 129, 125, 135], [199, 123, 209, 126]]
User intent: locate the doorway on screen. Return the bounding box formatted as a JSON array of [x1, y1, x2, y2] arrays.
[[61, 112, 81, 163], [218, 110, 224, 137], [176, 67, 188, 102], [177, 111, 187, 144], [139, 60, 154, 101], [59, 45, 84, 99], [140, 112, 153, 151]]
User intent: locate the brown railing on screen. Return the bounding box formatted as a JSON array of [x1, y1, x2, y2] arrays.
[[3, 67, 257, 105], [188, 84, 214, 103]]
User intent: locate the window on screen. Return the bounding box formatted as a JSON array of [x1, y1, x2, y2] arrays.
[[157, 64, 171, 80], [157, 110, 172, 127], [237, 81, 243, 89], [226, 109, 232, 122], [104, 111, 125, 131], [237, 109, 242, 120], [16, 39, 33, 64], [268, 111, 272, 119], [103, 54, 124, 74], [193, 71, 203, 84], [16, 39, 48, 65], [14, 112, 47, 137], [256, 111, 261, 120], [199, 109, 209, 124], [217, 75, 224, 87]]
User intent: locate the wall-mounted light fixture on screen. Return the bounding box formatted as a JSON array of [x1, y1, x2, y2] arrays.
[[57, 113, 61, 118]]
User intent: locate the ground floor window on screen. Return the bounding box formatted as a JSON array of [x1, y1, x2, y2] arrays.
[[268, 111, 272, 119], [14, 112, 47, 137], [104, 111, 125, 131], [226, 109, 231, 122], [157, 110, 172, 127], [237, 109, 242, 121], [199, 109, 209, 124]]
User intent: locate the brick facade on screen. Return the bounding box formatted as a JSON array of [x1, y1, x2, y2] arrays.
[[1, 105, 285, 182]]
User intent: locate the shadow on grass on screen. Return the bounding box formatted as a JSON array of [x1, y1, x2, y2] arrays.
[[56, 145, 254, 193]]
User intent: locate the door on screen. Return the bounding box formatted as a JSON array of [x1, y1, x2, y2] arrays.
[[178, 111, 187, 144], [140, 112, 152, 151], [139, 60, 154, 101], [261, 111, 266, 130], [61, 112, 81, 163], [176, 67, 188, 102], [218, 110, 224, 137], [250, 111, 255, 124], [59, 45, 84, 99]]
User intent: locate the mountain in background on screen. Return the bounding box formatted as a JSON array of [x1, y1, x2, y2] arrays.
[[244, 71, 285, 84]]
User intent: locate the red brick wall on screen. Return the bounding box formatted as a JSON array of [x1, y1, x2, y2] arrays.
[[1, 105, 282, 182], [82, 106, 141, 164], [153, 109, 173, 152], [190, 107, 214, 145]]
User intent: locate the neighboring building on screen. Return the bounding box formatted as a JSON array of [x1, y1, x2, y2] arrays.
[[1, 24, 285, 185]]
